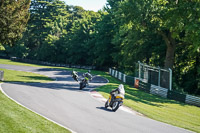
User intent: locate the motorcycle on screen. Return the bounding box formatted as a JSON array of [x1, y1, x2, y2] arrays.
[[105, 92, 124, 112]]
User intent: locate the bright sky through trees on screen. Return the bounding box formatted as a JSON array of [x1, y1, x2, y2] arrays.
[[63, 0, 107, 11]]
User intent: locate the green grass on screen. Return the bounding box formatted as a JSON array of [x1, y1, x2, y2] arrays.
[[0, 91, 70, 133], [1, 58, 200, 132], [0, 68, 53, 83], [0, 58, 45, 67]]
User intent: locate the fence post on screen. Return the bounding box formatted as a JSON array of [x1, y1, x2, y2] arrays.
[[112, 69, 115, 76], [118, 72, 122, 80], [123, 74, 126, 83], [138, 61, 141, 80], [169, 68, 172, 91], [158, 67, 161, 87], [109, 68, 111, 75], [115, 70, 118, 78]]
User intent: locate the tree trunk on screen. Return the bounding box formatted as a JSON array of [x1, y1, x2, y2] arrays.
[[164, 43, 176, 69], [158, 30, 176, 70]]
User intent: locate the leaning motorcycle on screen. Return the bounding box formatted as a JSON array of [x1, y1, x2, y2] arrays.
[[105, 92, 124, 111]]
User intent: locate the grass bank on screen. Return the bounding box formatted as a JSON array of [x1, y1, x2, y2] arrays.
[[0, 58, 200, 132]]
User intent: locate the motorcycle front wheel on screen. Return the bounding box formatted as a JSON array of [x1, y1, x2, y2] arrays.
[[105, 100, 109, 108], [80, 82, 83, 90], [112, 101, 120, 112]]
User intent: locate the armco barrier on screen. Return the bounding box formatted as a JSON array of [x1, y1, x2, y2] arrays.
[[115, 70, 118, 78], [123, 74, 126, 83], [118, 72, 122, 80], [109, 68, 112, 75], [150, 85, 168, 98], [126, 76, 135, 86], [167, 91, 186, 103], [111, 69, 115, 77], [139, 81, 151, 93], [185, 95, 200, 107]]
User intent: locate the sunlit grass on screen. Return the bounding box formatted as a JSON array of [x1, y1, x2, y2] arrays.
[[0, 68, 53, 83], [0, 59, 43, 67], [0, 91, 70, 133]]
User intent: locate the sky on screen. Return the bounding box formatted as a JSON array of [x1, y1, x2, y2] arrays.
[[63, 0, 107, 12]]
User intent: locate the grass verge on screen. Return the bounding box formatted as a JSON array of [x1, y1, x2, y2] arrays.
[[0, 91, 70, 133], [0, 58, 200, 132]]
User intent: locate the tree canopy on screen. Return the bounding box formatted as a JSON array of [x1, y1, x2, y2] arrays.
[[0, 0, 30, 45]]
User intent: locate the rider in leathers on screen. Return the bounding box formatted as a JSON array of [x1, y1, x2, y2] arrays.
[[110, 84, 125, 103], [72, 70, 78, 82]]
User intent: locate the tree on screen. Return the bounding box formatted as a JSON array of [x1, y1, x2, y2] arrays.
[[0, 0, 30, 45], [92, 11, 116, 68], [118, 0, 200, 70], [62, 10, 100, 65], [22, 0, 70, 60]]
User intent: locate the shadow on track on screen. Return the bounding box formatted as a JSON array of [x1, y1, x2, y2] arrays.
[[96, 107, 114, 112]]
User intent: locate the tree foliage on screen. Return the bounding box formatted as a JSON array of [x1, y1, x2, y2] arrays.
[[0, 0, 30, 45]]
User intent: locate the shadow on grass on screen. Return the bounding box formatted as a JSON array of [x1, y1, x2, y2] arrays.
[[19, 75, 53, 81]]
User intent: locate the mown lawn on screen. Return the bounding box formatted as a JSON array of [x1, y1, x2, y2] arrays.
[[0, 58, 200, 132]]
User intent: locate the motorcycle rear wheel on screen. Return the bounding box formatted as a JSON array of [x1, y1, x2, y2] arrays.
[[80, 82, 86, 90], [80, 82, 83, 90]]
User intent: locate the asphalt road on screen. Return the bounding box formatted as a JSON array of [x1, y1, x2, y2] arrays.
[[0, 64, 194, 133]]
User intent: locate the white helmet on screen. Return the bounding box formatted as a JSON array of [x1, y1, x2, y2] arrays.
[[118, 84, 125, 95]]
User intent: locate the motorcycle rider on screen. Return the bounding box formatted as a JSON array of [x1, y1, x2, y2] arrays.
[[110, 84, 125, 103], [83, 70, 92, 83]]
